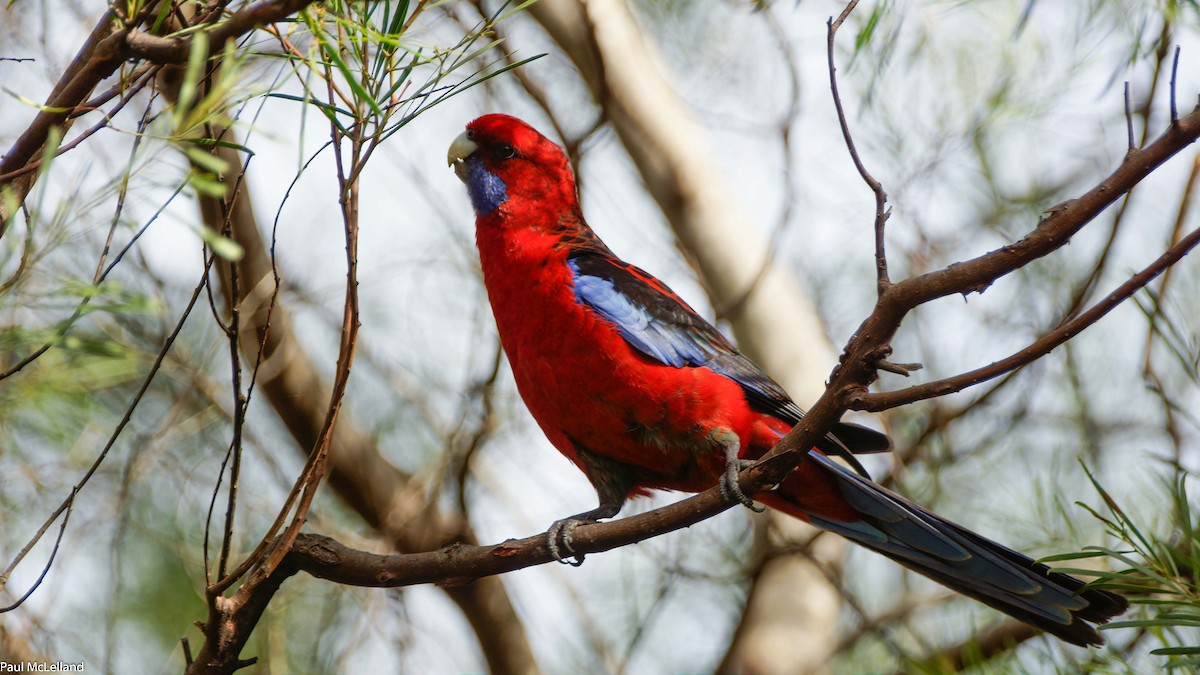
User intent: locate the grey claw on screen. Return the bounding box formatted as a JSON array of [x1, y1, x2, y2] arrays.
[[720, 463, 764, 513], [547, 519, 586, 566]]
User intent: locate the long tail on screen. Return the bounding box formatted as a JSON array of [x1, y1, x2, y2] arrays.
[[756, 450, 1128, 646]]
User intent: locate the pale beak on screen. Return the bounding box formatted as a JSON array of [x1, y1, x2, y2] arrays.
[[447, 132, 478, 183]]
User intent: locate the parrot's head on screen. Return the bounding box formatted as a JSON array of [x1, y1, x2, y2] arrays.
[[447, 114, 577, 218]]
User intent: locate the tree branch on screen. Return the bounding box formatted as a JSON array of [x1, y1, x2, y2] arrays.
[[746, 109, 1200, 471], [852, 213, 1200, 412], [0, 0, 321, 230], [124, 0, 315, 64], [882, 108, 1200, 312]]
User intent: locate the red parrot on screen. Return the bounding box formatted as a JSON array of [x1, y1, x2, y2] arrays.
[[447, 113, 1126, 646]]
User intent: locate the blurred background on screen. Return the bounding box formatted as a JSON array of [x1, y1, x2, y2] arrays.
[[2, 0, 1199, 672]]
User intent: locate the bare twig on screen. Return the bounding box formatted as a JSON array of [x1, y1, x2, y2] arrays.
[[1171, 46, 1181, 124], [1125, 82, 1136, 151], [828, 2, 891, 294]]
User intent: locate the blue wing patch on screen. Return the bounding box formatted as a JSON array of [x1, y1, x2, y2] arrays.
[[569, 259, 710, 368]]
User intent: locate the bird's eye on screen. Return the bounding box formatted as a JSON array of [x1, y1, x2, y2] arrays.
[[494, 143, 516, 160]]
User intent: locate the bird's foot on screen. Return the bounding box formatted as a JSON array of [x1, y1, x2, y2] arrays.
[[720, 458, 764, 513], [545, 497, 624, 566], [547, 517, 590, 566]]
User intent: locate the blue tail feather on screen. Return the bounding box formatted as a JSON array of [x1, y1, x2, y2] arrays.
[[800, 451, 1127, 646]]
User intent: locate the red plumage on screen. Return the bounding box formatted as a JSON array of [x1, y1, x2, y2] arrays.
[[463, 115, 761, 498], [449, 113, 1126, 646]]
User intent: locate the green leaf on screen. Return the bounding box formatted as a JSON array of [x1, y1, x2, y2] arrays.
[[184, 146, 231, 175], [176, 32, 210, 124], [855, 2, 886, 53], [1151, 647, 1200, 656], [188, 172, 227, 198], [151, 0, 174, 33], [1038, 550, 1113, 562], [180, 137, 256, 156], [196, 226, 244, 262]]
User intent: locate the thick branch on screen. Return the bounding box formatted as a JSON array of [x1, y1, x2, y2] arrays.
[[125, 0, 314, 64], [286, 493, 734, 587]]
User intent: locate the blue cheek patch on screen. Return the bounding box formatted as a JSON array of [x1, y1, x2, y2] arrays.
[[464, 155, 508, 216]]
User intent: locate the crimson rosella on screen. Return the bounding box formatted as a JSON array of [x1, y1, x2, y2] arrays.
[[447, 113, 1127, 646]]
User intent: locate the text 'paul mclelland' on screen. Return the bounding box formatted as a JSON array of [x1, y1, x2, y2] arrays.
[[0, 662, 84, 673]]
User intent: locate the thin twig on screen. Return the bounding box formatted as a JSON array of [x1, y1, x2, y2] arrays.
[[0, 255, 217, 611], [1171, 45, 1181, 123], [828, 1, 891, 294], [1125, 81, 1136, 151]]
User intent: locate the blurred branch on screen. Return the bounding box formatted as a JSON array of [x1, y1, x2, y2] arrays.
[[893, 620, 1039, 675], [1141, 154, 1200, 463]]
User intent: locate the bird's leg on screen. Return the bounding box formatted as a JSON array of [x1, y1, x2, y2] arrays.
[[548, 443, 632, 565], [714, 428, 764, 513], [547, 500, 623, 566]]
